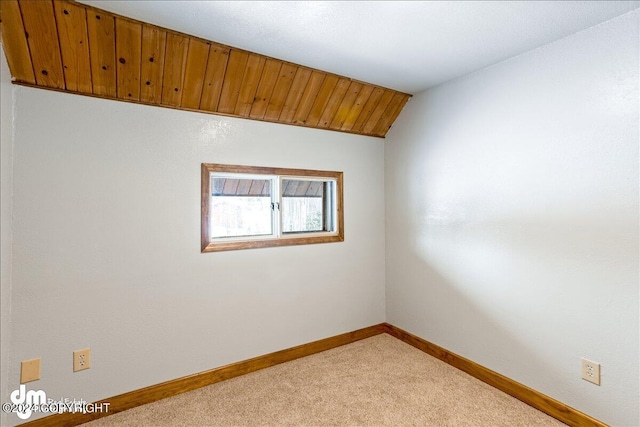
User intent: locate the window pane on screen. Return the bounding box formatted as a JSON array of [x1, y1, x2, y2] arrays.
[[282, 197, 324, 232], [210, 177, 272, 239], [281, 179, 332, 233]]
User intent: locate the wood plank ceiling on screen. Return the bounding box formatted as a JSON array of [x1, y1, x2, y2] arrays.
[[0, 0, 412, 138]]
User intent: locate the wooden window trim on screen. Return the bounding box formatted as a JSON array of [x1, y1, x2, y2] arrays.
[[201, 163, 344, 252]]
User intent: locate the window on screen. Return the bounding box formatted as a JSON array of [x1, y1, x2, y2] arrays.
[[201, 164, 344, 252]]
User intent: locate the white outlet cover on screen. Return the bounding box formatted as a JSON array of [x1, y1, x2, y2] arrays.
[[581, 358, 601, 385]]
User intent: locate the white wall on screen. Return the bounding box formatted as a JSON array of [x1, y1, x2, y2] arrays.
[[5, 85, 385, 424], [385, 10, 639, 426], [1, 49, 15, 427]]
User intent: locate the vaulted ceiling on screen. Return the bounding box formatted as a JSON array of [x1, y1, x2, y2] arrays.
[[0, 0, 411, 138], [2, 1, 638, 138], [80, 0, 640, 94]]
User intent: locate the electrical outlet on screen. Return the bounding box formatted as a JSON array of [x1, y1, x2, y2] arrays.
[[21, 358, 41, 383], [581, 358, 600, 385], [73, 348, 91, 372]]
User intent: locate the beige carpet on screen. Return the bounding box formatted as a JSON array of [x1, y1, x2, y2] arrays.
[[85, 334, 565, 426]]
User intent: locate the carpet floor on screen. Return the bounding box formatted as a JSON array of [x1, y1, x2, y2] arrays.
[[84, 334, 565, 426]]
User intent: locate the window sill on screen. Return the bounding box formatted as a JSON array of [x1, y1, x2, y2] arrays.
[[201, 234, 344, 252]]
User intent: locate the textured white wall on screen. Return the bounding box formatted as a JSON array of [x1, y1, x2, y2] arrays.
[[385, 10, 639, 426], [1, 49, 15, 427], [5, 86, 385, 424]]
